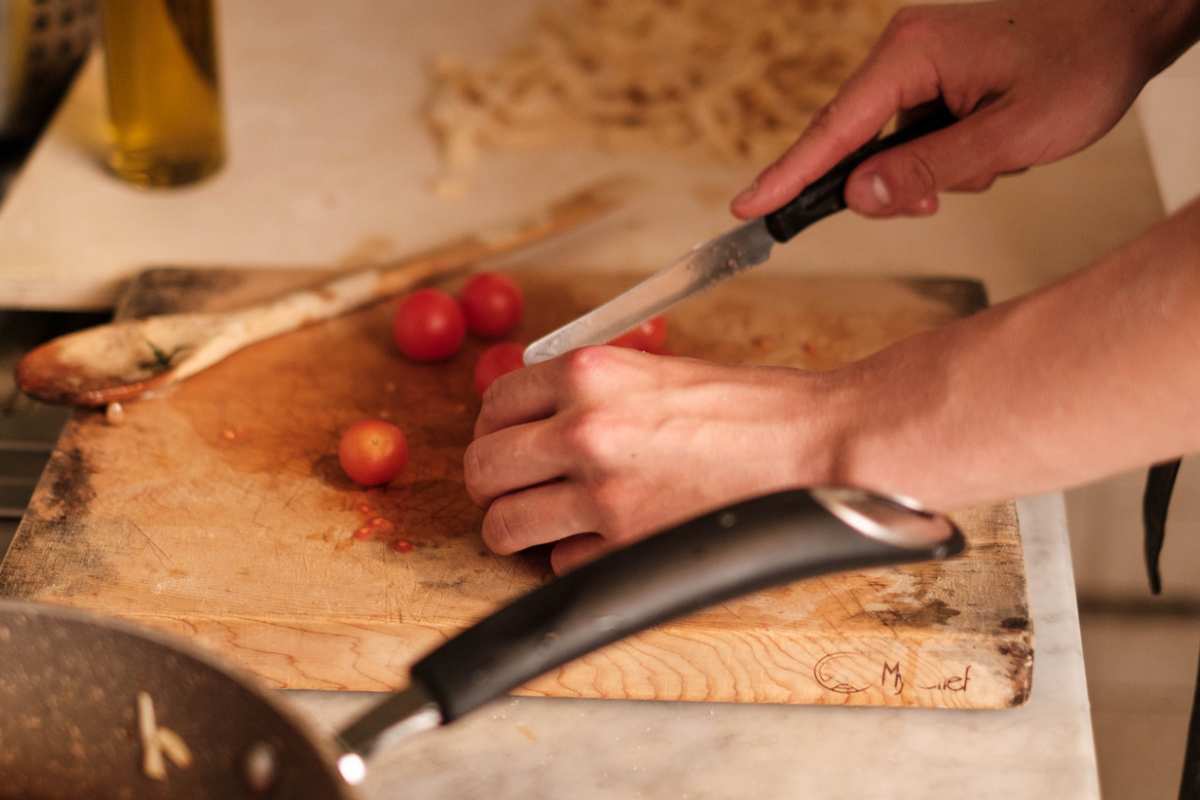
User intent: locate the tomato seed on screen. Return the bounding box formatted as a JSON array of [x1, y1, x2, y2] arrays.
[[353, 526, 375, 541], [391, 539, 414, 553], [222, 428, 237, 441]]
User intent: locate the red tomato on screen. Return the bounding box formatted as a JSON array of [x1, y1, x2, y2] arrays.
[[393, 289, 466, 362], [338, 420, 409, 487], [473, 342, 526, 396], [609, 316, 668, 353], [459, 273, 524, 339]]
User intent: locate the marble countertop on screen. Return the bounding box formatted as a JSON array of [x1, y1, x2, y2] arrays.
[[287, 493, 1099, 799]]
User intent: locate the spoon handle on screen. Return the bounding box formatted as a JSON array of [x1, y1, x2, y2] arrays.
[[222, 176, 636, 341], [194, 176, 632, 356], [167, 179, 635, 387]]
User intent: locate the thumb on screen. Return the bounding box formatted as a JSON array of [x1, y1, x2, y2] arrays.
[[844, 100, 1017, 216], [730, 11, 945, 219]]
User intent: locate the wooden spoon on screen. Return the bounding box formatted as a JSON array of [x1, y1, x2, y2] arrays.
[[17, 178, 631, 407]]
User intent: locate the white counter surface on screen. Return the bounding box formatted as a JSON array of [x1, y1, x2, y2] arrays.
[[0, 0, 1167, 308], [288, 494, 1099, 799]]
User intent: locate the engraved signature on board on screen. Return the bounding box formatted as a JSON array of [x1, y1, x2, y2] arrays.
[[813, 652, 972, 695]]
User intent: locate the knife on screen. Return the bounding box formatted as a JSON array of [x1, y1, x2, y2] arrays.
[[523, 105, 957, 365]]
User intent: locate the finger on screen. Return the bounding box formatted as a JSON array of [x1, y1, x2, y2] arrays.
[[480, 480, 599, 555], [549, 533, 609, 575], [947, 173, 998, 193], [947, 163, 1029, 192], [843, 99, 1016, 216], [474, 356, 561, 439], [477, 346, 655, 439], [731, 27, 942, 218], [464, 419, 575, 506]]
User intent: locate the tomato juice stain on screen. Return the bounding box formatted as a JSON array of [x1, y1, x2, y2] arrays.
[[163, 275, 653, 568]]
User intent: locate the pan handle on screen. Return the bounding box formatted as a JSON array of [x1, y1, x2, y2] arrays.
[[335, 487, 964, 771]]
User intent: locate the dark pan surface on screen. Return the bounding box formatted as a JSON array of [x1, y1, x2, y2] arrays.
[[0, 602, 351, 800]]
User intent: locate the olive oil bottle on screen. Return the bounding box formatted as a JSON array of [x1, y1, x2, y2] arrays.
[[101, 0, 225, 186]]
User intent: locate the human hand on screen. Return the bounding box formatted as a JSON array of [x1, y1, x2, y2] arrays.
[[731, 0, 1195, 219], [464, 347, 847, 574]]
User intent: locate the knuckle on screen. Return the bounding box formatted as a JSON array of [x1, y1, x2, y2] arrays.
[[808, 99, 839, 133], [462, 441, 488, 504], [889, 148, 938, 200], [590, 480, 633, 540], [549, 545, 572, 576], [560, 346, 610, 394], [589, 478, 620, 516], [481, 501, 520, 554], [801, 98, 860, 157], [472, 406, 492, 439], [480, 376, 504, 409], [563, 409, 610, 462], [885, 6, 935, 44]]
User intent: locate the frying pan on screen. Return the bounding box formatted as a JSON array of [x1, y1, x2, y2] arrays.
[[0, 487, 964, 799]]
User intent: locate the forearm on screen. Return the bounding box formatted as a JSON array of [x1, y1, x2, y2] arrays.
[[837, 196, 1200, 510]]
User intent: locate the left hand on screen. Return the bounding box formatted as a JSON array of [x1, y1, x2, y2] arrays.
[[464, 346, 845, 574]]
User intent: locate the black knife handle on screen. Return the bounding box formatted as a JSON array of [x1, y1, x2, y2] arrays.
[[763, 104, 957, 243], [410, 487, 964, 722]]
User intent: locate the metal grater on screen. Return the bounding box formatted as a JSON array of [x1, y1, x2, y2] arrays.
[[1, 0, 97, 139]]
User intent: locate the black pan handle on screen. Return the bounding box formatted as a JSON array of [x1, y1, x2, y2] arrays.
[[763, 103, 957, 243], [410, 487, 963, 723]]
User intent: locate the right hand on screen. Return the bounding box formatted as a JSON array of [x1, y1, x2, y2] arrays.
[[731, 0, 1184, 219]]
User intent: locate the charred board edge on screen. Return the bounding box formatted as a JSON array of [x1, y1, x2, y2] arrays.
[[0, 428, 112, 598]]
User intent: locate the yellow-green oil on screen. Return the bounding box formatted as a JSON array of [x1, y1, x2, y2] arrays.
[[101, 0, 224, 186]]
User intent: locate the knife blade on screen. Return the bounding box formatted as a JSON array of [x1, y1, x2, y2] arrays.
[[523, 104, 957, 366], [523, 218, 776, 364]]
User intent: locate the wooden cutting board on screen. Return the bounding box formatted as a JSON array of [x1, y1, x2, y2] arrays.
[[0, 266, 1032, 709]]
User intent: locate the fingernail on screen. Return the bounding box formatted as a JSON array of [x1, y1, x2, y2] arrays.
[[870, 174, 892, 208], [732, 178, 760, 209]]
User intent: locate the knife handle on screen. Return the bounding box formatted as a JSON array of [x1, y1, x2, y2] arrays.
[[409, 487, 964, 722], [763, 103, 957, 243]]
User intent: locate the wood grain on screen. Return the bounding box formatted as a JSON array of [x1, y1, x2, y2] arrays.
[[0, 266, 1032, 708]]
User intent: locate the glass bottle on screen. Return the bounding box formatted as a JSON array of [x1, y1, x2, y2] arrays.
[[101, 0, 225, 187]]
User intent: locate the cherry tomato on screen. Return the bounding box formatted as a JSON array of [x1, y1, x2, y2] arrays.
[[393, 289, 466, 362], [338, 420, 409, 487], [609, 316, 667, 353], [459, 273, 524, 339], [473, 342, 526, 396]]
